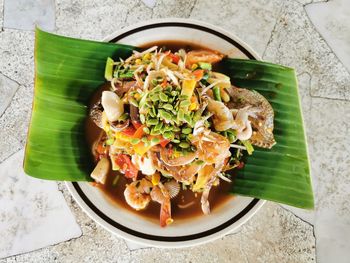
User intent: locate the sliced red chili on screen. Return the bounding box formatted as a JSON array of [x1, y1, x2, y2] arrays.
[[168, 53, 180, 64]]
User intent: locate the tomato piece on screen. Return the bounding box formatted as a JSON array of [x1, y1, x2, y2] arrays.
[[133, 125, 145, 139], [161, 79, 168, 87], [113, 154, 139, 179], [193, 69, 204, 81], [121, 125, 136, 136], [159, 138, 170, 148], [131, 120, 142, 129], [96, 143, 105, 154], [123, 156, 139, 179], [168, 53, 180, 64]]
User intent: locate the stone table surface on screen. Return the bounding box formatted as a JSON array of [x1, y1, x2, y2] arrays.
[[0, 0, 349, 262]]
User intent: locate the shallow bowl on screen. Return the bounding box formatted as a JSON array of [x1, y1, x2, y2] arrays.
[[66, 18, 265, 248]]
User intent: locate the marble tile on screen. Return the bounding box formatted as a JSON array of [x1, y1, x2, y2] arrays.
[[310, 98, 350, 263], [0, 85, 32, 163], [5, 203, 315, 262], [124, 240, 149, 251], [263, 0, 350, 101], [0, 150, 82, 259], [190, 0, 284, 57], [3, 0, 55, 31], [0, 29, 35, 87], [125, 0, 196, 26], [141, 0, 157, 9], [55, 0, 132, 40], [0, 0, 4, 29], [0, 73, 19, 116], [305, 0, 350, 73]]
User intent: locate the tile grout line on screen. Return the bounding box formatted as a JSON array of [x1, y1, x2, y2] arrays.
[[1, 0, 4, 32], [187, 0, 198, 18], [0, 148, 21, 166], [261, 2, 285, 59], [0, 71, 21, 119]]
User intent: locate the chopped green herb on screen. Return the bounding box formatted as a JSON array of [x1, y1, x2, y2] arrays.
[[140, 114, 146, 124], [141, 136, 149, 143], [118, 113, 129, 121], [104, 57, 114, 81], [146, 118, 158, 126], [105, 138, 114, 145], [198, 62, 212, 70], [154, 121, 163, 132], [163, 131, 174, 140], [213, 86, 222, 101], [130, 138, 140, 145], [151, 137, 160, 144], [162, 104, 173, 111], [180, 99, 191, 107], [129, 98, 138, 107], [158, 109, 172, 121], [177, 109, 185, 121], [151, 79, 158, 86], [179, 141, 190, 149], [159, 93, 168, 102], [143, 126, 150, 134], [150, 94, 159, 102], [182, 127, 192, 134], [242, 140, 254, 155], [150, 128, 161, 136], [152, 86, 162, 93], [172, 126, 181, 132]]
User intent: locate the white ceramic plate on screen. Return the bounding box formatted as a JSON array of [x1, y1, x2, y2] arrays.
[[66, 18, 265, 248]]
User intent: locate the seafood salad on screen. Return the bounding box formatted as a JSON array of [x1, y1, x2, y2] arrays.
[[89, 45, 276, 227]]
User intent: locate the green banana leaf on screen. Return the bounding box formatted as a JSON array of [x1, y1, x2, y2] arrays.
[[24, 28, 135, 181], [24, 28, 313, 209], [221, 59, 314, 209]]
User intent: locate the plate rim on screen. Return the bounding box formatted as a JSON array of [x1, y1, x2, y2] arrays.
[[66, 18, 266, 248]]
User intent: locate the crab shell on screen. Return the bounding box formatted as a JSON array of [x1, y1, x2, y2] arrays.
[[226, 86, 276, 149]]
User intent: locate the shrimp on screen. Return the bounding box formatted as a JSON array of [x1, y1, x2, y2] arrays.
[[186, 50, 224, 67], [124, 178, 153, 211], [206, 97, 235, 131], [200, 161, 225, 215], [151, 183, 173, 227]]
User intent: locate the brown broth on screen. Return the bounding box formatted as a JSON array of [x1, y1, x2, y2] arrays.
[[85, 41, 234, 222]]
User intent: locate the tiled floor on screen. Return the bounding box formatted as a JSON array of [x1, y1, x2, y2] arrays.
[[0, 0, 349, 262]]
